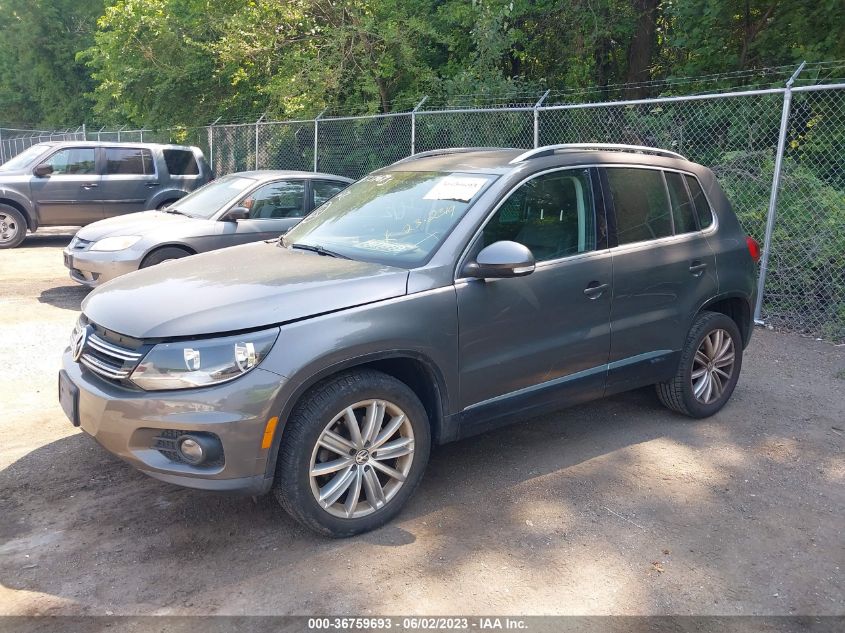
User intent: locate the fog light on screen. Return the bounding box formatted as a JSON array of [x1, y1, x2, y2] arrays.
[[176, 434, 222, 466]]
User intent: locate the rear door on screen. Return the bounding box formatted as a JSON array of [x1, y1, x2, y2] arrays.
[[603, 166, 718, 393], [456, 167, 612, 425], [218, 179, 308, 245], [29, 147, 101, 225], [100, 146, 159, 218]]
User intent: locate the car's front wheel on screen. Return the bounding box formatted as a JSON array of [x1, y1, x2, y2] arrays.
[[656, 311, 743, 418], [0, 205, 27, 249], [274, 370, 431, 537]]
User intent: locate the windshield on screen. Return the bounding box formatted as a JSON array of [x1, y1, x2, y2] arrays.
[[0, 144, 50, 171], [283, 171, 495, 266], [169, 174, 257, 218]]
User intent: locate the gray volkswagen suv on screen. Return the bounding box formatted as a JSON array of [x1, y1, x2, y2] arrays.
[[0, 141, 210, 248], [59, 144, 760, 536]]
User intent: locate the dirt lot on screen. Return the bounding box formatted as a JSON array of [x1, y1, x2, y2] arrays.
[[0, 229, 843, 617]]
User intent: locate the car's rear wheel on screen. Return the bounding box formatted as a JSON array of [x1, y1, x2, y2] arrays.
[[0, 205, 27, 249], [656, 311, 743, 418], [140, 246, 192, 268], [274, 370, 431, 537]]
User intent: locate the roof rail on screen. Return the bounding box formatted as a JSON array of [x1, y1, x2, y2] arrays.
[[509, 143, 686, 163], [392, 147, 516, 165]]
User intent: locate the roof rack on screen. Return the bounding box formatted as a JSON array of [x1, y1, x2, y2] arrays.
[[392, 147, 516, 165], [509, 143, 686, 163]]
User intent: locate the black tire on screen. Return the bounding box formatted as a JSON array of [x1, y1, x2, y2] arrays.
[[274, 370, 431, 537], [140, 246, 192, 268], [156, 200, 175, 210], [656, 311, 743, 418], [0, 204, 27, 249]]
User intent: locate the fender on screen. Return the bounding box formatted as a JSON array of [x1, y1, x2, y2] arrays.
[[0, 187, 37, 230]]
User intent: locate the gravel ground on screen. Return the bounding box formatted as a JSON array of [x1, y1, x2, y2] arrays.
[[0, 228, 843, 616]]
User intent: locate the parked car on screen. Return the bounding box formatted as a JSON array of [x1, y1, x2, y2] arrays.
[[0, 141, 211, 249], [63, 170, 353, 287], [60, 144, 760, 536]]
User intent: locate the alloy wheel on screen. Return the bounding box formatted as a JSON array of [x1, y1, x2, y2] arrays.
[[0, 212, 19, 244], [692, 328, 735, 404], [309, 399, 415, 519]]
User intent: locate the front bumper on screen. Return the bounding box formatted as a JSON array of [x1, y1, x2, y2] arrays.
[[61, 349, 286, 495], [63, 247, 143, 287]]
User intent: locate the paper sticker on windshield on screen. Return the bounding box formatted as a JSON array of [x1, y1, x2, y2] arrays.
[[423, 176, 489, 202]]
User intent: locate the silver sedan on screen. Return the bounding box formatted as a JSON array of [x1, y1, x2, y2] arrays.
[[63, 170, 352, 287]]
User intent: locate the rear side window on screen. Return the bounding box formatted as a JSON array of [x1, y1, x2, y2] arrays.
[[606, 168, 672, 244], [313, 180, 348, 208], [163, 149, 199, 176], [665, 171, 697, 234], [480, 168, 596, 262], [105, 148, 154, 175], [684, 175, 714, 229]]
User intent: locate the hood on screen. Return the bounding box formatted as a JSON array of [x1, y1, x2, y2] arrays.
[[82, 241, 409, 338], [75, 210, 201, 242]]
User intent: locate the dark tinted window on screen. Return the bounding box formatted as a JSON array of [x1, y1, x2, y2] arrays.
[[163, 149, 199, 176], [313, 180, 348, 207], [684, 175, 714, 229], [665, 171, 697, 234], [40, 148, 96, 175], [105, 148, 154, 175], [480, 168, 595, 262], [607, 168, 672, 244], [243, 180, 306, 219]]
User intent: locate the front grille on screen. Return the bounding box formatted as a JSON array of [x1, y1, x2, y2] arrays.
[[73, 319, 146, 383]]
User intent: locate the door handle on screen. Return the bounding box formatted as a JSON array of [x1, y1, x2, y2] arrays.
[[145, 182, 160, 188], [689, 261, 708, 276], [583, 282, 609, 299], [80, 183, 98, 190]]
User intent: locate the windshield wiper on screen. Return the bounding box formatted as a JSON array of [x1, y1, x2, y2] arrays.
[[163, 207, 190, 217], [290, 243, 350, 259]]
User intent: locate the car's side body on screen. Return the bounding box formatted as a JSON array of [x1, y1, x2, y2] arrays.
[[64, 147, 757, 498], [0, 141, 211, 234]]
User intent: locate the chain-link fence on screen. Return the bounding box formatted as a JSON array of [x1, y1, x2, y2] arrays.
[[1, 70, 843, 341]]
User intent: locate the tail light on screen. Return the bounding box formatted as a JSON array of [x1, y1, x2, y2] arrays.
[[746, 236, 761, 263]]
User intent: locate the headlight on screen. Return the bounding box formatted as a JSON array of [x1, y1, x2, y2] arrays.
[[130, 328, 279, 390], [91, 236, 142, 251]]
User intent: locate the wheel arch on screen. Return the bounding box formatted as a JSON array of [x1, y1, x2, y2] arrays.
[[699, 293, 753, 348], [0, 197, 35, 230], [139, 242, 197, 266]]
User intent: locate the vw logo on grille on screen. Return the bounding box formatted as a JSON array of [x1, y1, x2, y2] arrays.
[[71, 325, 90, 362]]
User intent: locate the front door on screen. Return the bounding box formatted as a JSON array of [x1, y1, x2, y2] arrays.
[[456, 167, 612, 428], [99, 146, 159, 217], [218, 179, 308, 245], [30, 147, 101, 226]]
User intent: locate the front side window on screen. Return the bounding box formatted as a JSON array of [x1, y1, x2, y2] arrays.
[[313, 180, 348, 208], [163, 149, 199, 176], [606, 167, 672, 245], [105, 148, 154, 175], [685, 175, 714, 229], [283, 171, 495, 266], [39, 148, 96, 176], [478, 168, 596, 262], [241, 180, 306, 219], [665, 171, 697, 234]]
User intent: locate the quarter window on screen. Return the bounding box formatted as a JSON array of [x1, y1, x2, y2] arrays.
[[479, 168, 596, 262], [665, 171, 697, 234], [607, 168, 673, 244], [684, 175, 714, 229], [163, 149, 199, 176], [242, 180, 306, 219], [39, 148, 96, 175], [104, 148, 154, 175]]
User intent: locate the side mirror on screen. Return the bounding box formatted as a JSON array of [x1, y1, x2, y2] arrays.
[[463, 240, 536, 279], [223, 206, 250, 222], [33, 164, 53, 177]]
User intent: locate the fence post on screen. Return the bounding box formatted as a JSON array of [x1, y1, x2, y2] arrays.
[[97, 126, 105, 142], [753, 61, 805, 324], [410, 96, 428, 155], [81, 123, 86, 141], [0, 128, 4, 163], [533, 90, 550, 148], [313, 108, 327, 172], [254, 113, 266, 169], [208, 116, 221, 175]]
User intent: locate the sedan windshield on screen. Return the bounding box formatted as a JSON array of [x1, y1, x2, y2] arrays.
[[283, 171, 495, 266], [0, 144, 50, 171], [168, 174, 257, 218]]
